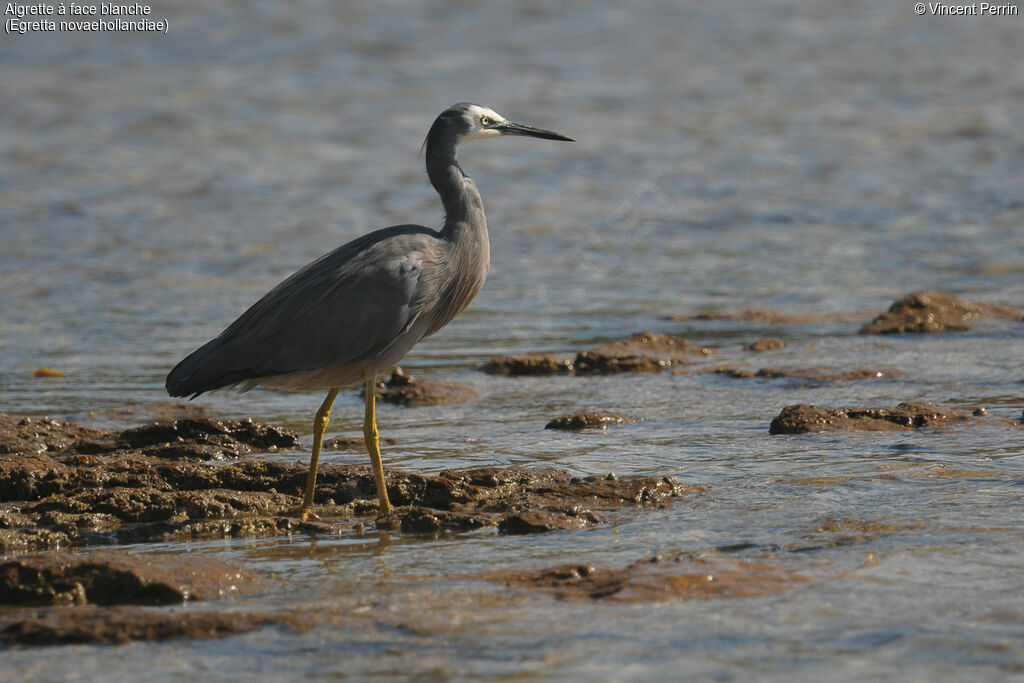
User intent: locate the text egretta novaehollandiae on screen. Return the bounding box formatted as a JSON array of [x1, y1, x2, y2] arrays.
[[166, 103, 573, 519]]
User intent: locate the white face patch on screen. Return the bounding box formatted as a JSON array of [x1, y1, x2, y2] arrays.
[[461, 105, 507, 143]]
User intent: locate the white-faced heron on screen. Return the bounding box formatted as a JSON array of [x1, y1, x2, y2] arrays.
[[166, 103, 573, 519]]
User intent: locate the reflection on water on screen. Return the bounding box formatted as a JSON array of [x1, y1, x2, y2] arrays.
[[2, 0, 1024, 678]]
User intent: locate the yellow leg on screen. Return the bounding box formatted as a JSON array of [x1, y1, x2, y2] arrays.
[[298, 387, 340, 521], [364, 371, 392, 515]]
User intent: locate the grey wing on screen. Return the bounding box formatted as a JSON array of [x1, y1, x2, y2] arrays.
[[166, 227, 445, 396]]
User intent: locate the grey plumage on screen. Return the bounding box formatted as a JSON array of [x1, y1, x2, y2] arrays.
[[165, 102, 573, 518], [167, 103, 570, 398], [166, 225, 453, 396]]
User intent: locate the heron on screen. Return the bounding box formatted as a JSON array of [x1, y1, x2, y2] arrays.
[[166, 103, 574, 520]]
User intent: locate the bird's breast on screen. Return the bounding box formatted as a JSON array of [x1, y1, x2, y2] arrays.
[[424, 230, 489, 337]]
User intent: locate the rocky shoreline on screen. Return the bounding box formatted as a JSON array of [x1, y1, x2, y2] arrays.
[[3, 291, 1021, 646]]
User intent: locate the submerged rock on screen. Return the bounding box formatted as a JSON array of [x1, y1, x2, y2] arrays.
[[482, 332, 713, 377], [769, 402, 969, 434], [487, 554, 808, 602], [715, 366, 901, 381], [743, 338, 786, 352], [575, 331, 711, 375], [0, 606, 288, 646], [324, 435, 398, 450], [371, 368, 479, 406], [786, 517, 927, 553], [0, 551, 259, 606], [545, 412, 639, 431], [0, 551, 274, 646], [589, 331, 711, 359], [481, 354, 575, 376], [859, 292, 1021, 334], [668, 309, 838, 324], [0, 605, 376, 647], [573, 351, 671, 374]]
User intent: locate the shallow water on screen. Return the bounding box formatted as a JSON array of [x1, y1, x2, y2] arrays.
[[3, 0, 1024, 679]]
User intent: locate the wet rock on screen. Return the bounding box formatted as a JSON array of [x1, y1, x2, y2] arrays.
[[90, 402, 212, 424], [487, 554, 808, 602], [72, 417, 301, 461], [0, 606, 292, 646], [787, 517, 927, 553], [482, 332, 712, 377], [386, 468, 694, 536], [573, 351, 672, 374], [0, 417, 703, 550], [769, 402, 969, 434], [573, 332, 711, 375], [744, 338, 786, 352], [118, 418, 299, 451], [481, 354, 575, 376], [545, 412, 639, 431], [146, 402, 213, 422], [398, 507, 495, 534], [324, 435, 398, 450], [668, 309, 837, 324], [500, 509, 599, 534], [0, 415, 103, 455], [590, 331, 711, 359], [859, 292, 1021, 334], [715, 366, 901, 381], [0, 606, 373, 647], [371, 368, 479, 406], [813, 517, 925, 537], [0, 551, 259, 606]]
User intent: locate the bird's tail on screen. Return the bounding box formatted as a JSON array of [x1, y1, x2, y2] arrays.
[[165, 337, 250, 398]]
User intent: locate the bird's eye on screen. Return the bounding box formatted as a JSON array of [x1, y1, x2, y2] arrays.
[[480, 116, 492, 126]]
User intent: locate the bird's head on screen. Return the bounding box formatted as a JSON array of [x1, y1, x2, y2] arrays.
[[425, 102, 574, 154]]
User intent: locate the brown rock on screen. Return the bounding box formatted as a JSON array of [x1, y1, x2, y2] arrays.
[[73, 417, 301, 461], [545, 412, 639, 430], [324, 435, 398, 450], [481, 332, 713, 377], [0, 416, 703, 549], [487, 554, 808, 602], [499, 509, 599, 534], [146, 402, 213, 422], [786, 517, 927, 553], [859, 292, 1021, 334], [398, 507, 495, 534], [573, 351, 672, 374], [0, 606, 376, 647], [481, 354, 575, 376], [0, 606, 282, 646], [715, 366, 901, 381], [589, 331, 711, 359], [744, 338, 786, 352], [386, 468, 693, 535], [0, 551, 260, 606], [371, 368, 479, 406], [670, 309, 837, 324], [573, 332, 711, 375], [769, 402, 969, 434], [0, 416, 103, 456]]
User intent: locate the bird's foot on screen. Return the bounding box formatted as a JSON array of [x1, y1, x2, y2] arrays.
[[297, 506, 320, 522]]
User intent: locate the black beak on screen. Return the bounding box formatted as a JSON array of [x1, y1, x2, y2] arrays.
[[491, 120, 574, 142]]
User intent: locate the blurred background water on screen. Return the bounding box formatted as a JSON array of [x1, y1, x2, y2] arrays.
[[2, 1, 1024, 680]]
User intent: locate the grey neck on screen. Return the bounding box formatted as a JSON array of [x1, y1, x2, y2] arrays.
[[426, 144, 486, 239]]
